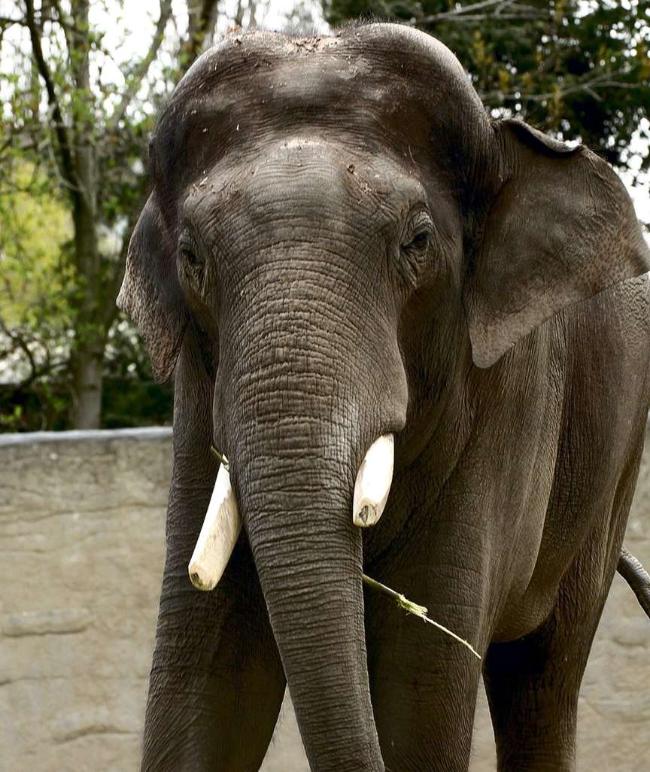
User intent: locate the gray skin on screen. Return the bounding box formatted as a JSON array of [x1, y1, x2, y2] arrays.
[[118, 24, 650, 772]]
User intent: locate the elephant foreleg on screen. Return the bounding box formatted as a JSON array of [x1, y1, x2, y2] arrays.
[[142, 537, 286, 772], [365, 565, 484, 772], [483, 469, 638, 772]]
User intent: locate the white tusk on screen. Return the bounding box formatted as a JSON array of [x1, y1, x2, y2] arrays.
[[353, 434, 394, 527], [188, 464, 242, 591]]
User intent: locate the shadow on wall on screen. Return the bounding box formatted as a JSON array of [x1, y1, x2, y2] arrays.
[[0, 426, 648, 771]]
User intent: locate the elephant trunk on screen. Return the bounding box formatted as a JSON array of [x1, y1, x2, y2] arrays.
[[237, 438, 383, 770], [201, 234, 406, 769], [216, 343, 400, 765]]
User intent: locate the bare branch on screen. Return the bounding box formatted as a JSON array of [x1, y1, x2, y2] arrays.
[[248, 0, 257, 29], [24, 0, 79, 195], [362, 574, 481, 659], [414, 0, 547, 25], [109, 0, 173, 130], [181, 0, 220, 71], [0, 15, 27, 28], [0, 317, 38, 386], [482, 68, 637, 106], [233, 0, 245, 28], [51, 0, 74, 56], [422, 0, 507, 16], [203, 0, 221, 48]]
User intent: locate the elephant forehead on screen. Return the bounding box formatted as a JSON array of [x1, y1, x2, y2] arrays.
[[152, 26, 487, 193], [173, 26, 464, 121], [184, 137, 430, 240]]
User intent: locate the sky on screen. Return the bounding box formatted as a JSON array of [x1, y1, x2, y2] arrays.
[[100, 0, 327, 52]]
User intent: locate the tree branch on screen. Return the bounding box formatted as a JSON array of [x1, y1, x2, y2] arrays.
[[415, 0, 547, 25], [24, 0, 79, 195], [180, 0, 220, 71], [51, 0, 74, 57], [0, 15, 27, 28], [362, 574, 481, 659], [0, 317, 38, 387], [482, 68, 636, 106], [109, 0, 173, 130]]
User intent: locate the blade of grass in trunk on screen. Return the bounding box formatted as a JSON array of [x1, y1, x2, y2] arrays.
[[362, 574, 481, 660]]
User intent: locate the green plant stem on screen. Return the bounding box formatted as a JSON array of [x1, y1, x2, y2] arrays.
[[362, 574, 482, 660]]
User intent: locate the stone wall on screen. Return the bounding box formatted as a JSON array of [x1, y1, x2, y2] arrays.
[[1, 427, 648, 771]]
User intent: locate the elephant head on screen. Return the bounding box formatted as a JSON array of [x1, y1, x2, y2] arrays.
[[118, 24, 649, 771]]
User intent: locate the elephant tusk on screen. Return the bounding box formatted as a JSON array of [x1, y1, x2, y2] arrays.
[[353, 434, 394, 527], [188, 464, 242, 591]]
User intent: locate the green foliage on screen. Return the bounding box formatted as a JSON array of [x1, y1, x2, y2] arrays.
[[0, 377, 173, 432], [325, 0, 650, 175], [0, 1, 231, 431], [0, 161, 74, 413], [101, 378, 173, 429], [0, 162, 74, 330], [1, 1, 647, 431], [101, 319, 174, 428], [0, 1, 179, 430], [0, 175, 173, 431]]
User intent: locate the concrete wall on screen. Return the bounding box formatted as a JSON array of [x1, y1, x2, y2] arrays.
[[0, 427, 648, 771]]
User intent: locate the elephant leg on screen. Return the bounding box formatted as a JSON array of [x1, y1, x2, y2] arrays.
[[142, 536, 286, 772], [483, 468, 639, 772], [365, 574, 483, 771], [367, 612, 482, 771]]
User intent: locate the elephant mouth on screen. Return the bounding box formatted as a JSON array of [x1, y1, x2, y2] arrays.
[[188, 433, 395, 591]]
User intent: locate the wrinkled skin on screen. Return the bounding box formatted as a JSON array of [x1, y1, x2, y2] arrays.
[[118, 24, 650, 772]]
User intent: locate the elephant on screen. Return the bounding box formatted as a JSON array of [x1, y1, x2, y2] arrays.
[[117, 23, 650, 772]]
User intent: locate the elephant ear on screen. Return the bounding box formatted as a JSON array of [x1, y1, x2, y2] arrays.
[[117, 194, 188, 381], [465, 119, 650, 368]]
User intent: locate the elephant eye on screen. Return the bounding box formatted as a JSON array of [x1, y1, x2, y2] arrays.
[[178, 232, 207, 297], [404, 230, 431, 252], [179, 233, 204, 271], [180, 246, 203, 268], [401, 212, 434, 257]]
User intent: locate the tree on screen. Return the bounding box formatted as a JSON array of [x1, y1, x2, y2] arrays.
[[324, 0, 650, 182], [0, 0, 230, 428], [0, 161, 73, 430]]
